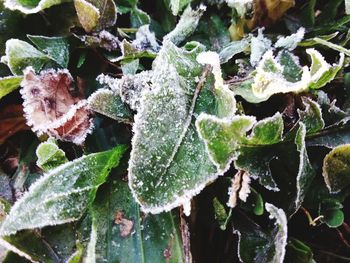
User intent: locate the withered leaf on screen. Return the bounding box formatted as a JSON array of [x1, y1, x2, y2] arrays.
[[21, 68, 93, 145]]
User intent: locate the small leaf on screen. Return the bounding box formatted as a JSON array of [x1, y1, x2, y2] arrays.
[[274, 27, 305, 51], [169, 0, 191, 16], [163, 4, 206, 45], [297, 98, 325, 134], [250, 28, 272, 67], [285, 238, 315, 263], [323, 144, 350, 193], [4, 0, 71, 14], [27, 35, 70, 68], [88, 88, 133, 123], [0, 76, 23, 100], [1, 39, 51, 75], [219, 38, 250, 64], [213, 197, 231, 230], [36, 138, 68, 172], [319, 198, 344, 228], [0, 145, 126, 236], [74, 0, 117, 32], [130, 7, 151, 28]]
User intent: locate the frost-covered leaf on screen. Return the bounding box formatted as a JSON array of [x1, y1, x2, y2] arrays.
[[4, 0, 71, 14], [233, 203, 288, 263], [323, 144, 350, 193], [84, 176, 184, 263], [129, 43, 236, 213], [293, 123, 315, 213], [163, 5, 206, 45], [88, 88, 133, 123], [36, 138, 68, 172], [74, 0, 117, 32], [0, 145, 126, 236], [297, 98, 325, 134], [21, 68, 93, 144], [27, 35, 70, 68], [114, 39, 157, 62], [347, 0, 350, 14], [169, 0, 191, 15], [76, 30, 119, 51], [130, 7, 150, 28], [274, 27, 305, 51], [219, 37, 250, 64], [131, 25, 160, 53], [0, 76, 23, 100], [238, 49, 344, 103], [1, 39, 51, 76], [250, 28, 272, 67]]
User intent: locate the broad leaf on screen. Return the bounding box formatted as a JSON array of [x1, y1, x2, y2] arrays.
[[1, 39, 51, 75], [27, 35, 70, 68], [4, 0, 71, 14], [0, 145, 126, 236], [233, 203, 288, 263], [297, 98, 324, 134], [129, 43, 235, 213], [84, 176, 185, 263]]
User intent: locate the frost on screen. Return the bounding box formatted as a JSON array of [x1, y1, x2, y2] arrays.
[[239, 172, 251, 202], [250, 28, 272, 66], [163, 5, 206, 45], [182, 201, 191, 216], [0, 238, 38, 262], [275, 28, 305, 50], [132, 25, 160, 53], [21, 67, 94, 145], [265, 203, 288, 263], [0, 146, 126, 236], [85, 220, 97, 263], [226, 0, 253, 16], [36, 138, 68, 172], [227, 171, 251, 208], [4, 0, 70, 14]]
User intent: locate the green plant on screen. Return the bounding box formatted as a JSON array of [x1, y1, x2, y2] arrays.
[[1, 0, 350, 262]]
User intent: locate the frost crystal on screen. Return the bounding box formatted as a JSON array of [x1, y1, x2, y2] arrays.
[[250, 28, 272, 66], [275, 27, 305, 50], [132, 25, 160, 53]]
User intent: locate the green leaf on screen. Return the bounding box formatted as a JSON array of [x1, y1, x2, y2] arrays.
[[3, 0, 71, 14], [163, 4, 206, 45], [130, 7, 151, 28], [88, 88, 133, 123], [323, 144, 350, 193], [219, 38, 250, 64], [213, 197, 231, 230], [129, 43, 235, 213], [85, 176, 185, 263], [36, 138, 68, 172], [285, 238, 315, 263], [240, 187, 264, 216], [1, 39, 51, 75], [319, 198, 344, 227], [297, 98, 325, 134], [233, 203, 288, 263], [0, 76, 23, 100], [27, 35, 70, 68], [0, 146, 126, 236], [74, 0, 117, 32], [293, 123, 315, 213]]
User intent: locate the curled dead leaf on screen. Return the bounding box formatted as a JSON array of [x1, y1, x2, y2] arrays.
[[21, 68, 93, 145], [114, 210, 134, 237]]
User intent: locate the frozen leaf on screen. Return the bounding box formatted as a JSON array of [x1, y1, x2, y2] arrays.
[[36, 138, 68, 172], [77, 30, 119, 51], [129, 42, 235, 213], [3, 0, 70, 14], [297, 98, 324, 134], [114, 39, 157, 62], [196, 115, 256, 171], [274, 28, 305, 51], [0, 76, 23, 100], [312, 37, 350, 57], [239, 49, 344, 103], [233, 203, 288, 263], [163, 5, 206, 45], [27, 35, 70, 68], [293, 123, 315, 214], [169, 0, 191, 15], [250, 28, 272, 67], [1, 39, 51, 76], [21, 68, 94, 145], [323, 144, 350, 193], [74, 0, 117, 32], [0, 145, 126, 236], [219, 37, 250, 64], [132, 25, 160, 53], [285, 238, 315, 263], [84, 176, 184, 263], [88, 88, 133, 123]]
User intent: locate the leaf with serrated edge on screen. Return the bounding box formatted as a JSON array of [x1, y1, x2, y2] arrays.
[[4, 0, 71, 14], [129, 44, 236, 214], [0, 146, 126, 236]]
